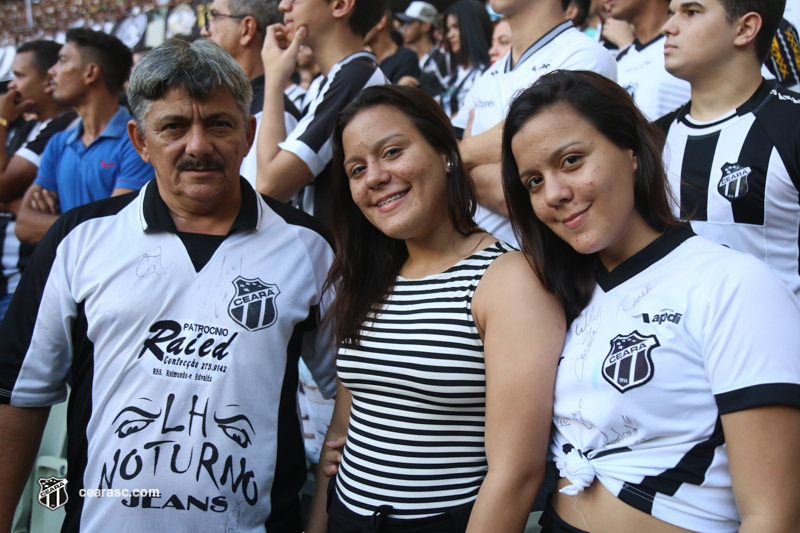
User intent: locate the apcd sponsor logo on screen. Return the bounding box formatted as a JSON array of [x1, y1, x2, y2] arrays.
[[639, 308, 682, 325], [228, 276, 280, 332]]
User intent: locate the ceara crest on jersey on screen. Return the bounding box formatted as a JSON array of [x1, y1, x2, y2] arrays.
[[602, 331, 660, 393], [37, 476, 68, 511], [718, 162, 751, 201], [228, 276, 280, 332]]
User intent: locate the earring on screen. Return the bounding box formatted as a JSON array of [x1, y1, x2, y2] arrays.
[[446, 160, 453, 173]]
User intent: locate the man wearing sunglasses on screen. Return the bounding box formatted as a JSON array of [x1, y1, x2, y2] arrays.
[[201, 0, 301, 187]]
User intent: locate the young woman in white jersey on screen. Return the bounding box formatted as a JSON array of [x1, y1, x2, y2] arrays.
[[304, 85, 565, 533], [501, 70, 800, 533]]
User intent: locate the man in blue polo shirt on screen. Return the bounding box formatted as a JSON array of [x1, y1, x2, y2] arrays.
[[15, 29, 153, 244]]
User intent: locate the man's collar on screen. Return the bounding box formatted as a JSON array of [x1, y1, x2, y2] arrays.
[[66, 106, 131, 144], [139, 176, 260, 235]]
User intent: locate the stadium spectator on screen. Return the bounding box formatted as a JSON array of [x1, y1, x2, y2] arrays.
[[488, 17, 511, 63], [609, 0, 690, 121], [364, 7, 421, 84], [502, 67, 800, 533], [564, 0, 591, 28], [255, 0, 387, 228], [0, 37, 337, 533], [396, 1, 450, 96], [200, 0, 300, 187], [15, 29, 152, 244], [658, 0, 800, 297], [597, 3, 636, 54], [441, 0, 493, 118], [0, 40, 76, 320], [305, 85, 563, 533], [453, 0, 616, 246]]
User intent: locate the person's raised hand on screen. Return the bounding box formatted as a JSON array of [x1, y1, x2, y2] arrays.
[[0, 89, 35, 124], [262, 23, 307, 87]]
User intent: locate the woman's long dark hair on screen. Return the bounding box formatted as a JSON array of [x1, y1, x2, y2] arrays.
[[501, 70, 684, 323], [327, 85, 479, 346], [445, 0, 493, 71]]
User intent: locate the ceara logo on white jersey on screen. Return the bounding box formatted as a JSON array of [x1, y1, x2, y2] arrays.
[[228, 276, 280, 332], [603, 331, 660, 393]]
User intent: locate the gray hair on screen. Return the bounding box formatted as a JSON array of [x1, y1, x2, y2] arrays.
[[229, 0, 282, 39], [128, 39, 253, 135]]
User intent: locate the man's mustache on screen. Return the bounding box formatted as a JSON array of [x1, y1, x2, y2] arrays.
[[177, 157, 225, 172]]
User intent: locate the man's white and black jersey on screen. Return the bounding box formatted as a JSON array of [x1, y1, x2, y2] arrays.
[[0, 178, 336, 533], [335, 242, 514, 518], [552, 227, 800, 533], [240, 76, 302, 187], [280, 52, 387, 228], [452, 21, 616, 245], [616, 35, 690, 121], [658, 79, 800, 296]]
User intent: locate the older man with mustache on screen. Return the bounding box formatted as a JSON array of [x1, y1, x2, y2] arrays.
[[0, 38, 336, 533]]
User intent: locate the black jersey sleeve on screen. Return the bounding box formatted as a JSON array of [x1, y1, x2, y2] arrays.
[[281, 58, 383, 170], [0, 193, 137, 406]]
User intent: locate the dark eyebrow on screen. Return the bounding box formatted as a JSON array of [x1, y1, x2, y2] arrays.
[[153, 114, 189, 126], [204, 111, 239, 122], [679, 1, 704, 9], [344, 133, 406, 167]]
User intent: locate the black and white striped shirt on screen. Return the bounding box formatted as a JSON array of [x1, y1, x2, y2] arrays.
[[658, 79, 800, 296], [334, 242, 513, 518]]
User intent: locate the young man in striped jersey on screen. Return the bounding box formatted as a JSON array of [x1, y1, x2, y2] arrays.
[[256, 0, 387, 228], [657, 0, 800, 296], [609, 0, 691, 120]]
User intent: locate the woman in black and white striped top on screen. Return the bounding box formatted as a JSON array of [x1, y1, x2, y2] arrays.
[[305, 85, 565, 533]]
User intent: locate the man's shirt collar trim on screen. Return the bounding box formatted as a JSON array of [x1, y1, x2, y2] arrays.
[[139, 176, 261, 234]]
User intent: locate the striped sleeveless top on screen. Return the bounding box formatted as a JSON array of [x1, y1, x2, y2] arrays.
[[334, 241, 514, 517]]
